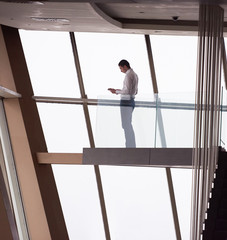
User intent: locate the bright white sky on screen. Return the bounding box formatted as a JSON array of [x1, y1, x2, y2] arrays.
[[19, 29, 227, 240]]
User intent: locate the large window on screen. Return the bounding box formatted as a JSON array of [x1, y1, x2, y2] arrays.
[[75, 32, 153, 99], [20, 31, 80, 98], [150, 35, 197, 95], [19, 29, 201, 240]]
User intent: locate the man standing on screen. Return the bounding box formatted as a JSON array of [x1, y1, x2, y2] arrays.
[[108, 59, 138, 148]]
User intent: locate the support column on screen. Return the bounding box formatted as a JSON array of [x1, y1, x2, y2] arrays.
[[70, 32, 111, 240], [0, 25, 69, 240], [191, 4, 224, 240], [145, 34, 181, 240]]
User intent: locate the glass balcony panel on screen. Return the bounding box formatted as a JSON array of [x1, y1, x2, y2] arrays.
[[96, 94, 195, 148], [37, 103, 90, 153], [154, 93, 195, 148], [221, 74, 227, 106], [52, 165, 105, 240], [75, 32, 153, 99], [220, 84, 226, 148], [220, 111, 227, 148], [155, 108, 194, 148], [19, 30, 80, 98], [95, 95, 156, 147], [100, 166, 176, 240], [88, 105, 98, 145]]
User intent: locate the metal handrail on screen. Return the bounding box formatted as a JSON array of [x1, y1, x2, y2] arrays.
[[33, 95, 227, 111]]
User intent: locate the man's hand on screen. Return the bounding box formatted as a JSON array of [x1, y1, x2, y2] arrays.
[[108, 88, 117, 94]]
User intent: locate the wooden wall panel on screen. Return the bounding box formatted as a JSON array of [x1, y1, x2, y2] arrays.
[[1, 25, 69, 240]]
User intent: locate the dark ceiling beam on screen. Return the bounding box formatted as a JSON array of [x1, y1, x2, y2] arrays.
[[120, 19, 199, 33], [0, 0, 225, 3]]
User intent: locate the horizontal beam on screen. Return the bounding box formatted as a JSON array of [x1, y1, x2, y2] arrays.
[[37, 153, 83, 164], [83, 148, 192, 168], [121, 20, 198, 35], [37, 148, 192, 168], [0, 86, 21, 98], [33, 96, 227, 111], [33, 96, 98, 105]]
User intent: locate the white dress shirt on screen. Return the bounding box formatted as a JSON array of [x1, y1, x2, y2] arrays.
[[116, 68, 138, 99]]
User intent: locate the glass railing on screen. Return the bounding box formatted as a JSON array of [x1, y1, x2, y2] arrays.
[[220, 87, 227, 149], [96, 92, 227, 149]]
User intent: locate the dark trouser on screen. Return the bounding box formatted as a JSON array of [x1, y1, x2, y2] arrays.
[[120, 98, 136, 148]]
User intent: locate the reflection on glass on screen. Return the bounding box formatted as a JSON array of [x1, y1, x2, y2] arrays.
[[88, 105, 98, 142], [52, 165, 105, 240], [120, 100, 136, 148], [155, 109, 194, 148], [75, 32, 153, 99], [220, 112, 227, 148], [19, 30, 80, 97], [221, 75, 227, 105], [37, 103, 90, 153], [96, 95, 156, 147], [100, 166, 176, 240], [96, 94, 195, 148]]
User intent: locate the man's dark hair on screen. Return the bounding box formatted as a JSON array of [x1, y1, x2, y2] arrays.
[[118, 59, 130, 68]]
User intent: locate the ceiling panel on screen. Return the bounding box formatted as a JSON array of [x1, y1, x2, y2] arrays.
[[0, 1, 226, 35]]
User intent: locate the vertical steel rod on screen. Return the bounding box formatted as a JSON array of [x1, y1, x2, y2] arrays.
[[69, 32, 111, 240], [145, 35, 182, 240], [156, 104, 182, 240], [191, 4, 223, 240], [145, 35, 158, 94]]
